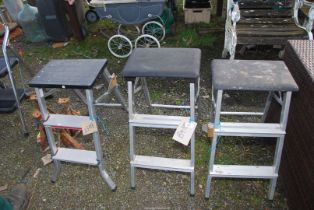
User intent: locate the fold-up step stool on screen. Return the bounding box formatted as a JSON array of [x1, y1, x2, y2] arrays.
[[123, 48, 201, 195], [205, 59, 298, 199], [29, 59, 116, 190]]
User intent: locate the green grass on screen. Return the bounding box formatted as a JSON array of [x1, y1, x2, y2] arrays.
[[150, 89, 164, 101], [165, 26, 216, 48], [195, 138, 209, 166]]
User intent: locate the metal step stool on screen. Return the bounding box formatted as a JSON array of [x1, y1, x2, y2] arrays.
[[122, 48, 201, 195], [205, 59, 299, 199], [29, 59, 116, 190]]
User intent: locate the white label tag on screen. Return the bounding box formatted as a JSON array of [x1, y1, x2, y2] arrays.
[[81, 120, 98, 135], [108, 73, 117, 90], [172, 119, 197, 146], [41, 154, 52, 166]]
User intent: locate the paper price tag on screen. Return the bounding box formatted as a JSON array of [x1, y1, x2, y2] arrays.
[[108, 73, 117, 90], [202, 123, 215, 138], [173, 119, 197, 146], [81, 120, 98, 135]]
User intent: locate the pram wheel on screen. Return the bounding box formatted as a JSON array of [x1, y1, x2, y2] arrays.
[[85, 9, 99, 23], [108, 35, 133, 58], [142, 21, 165, 42], [135, 34, 160, 48], [118, 25, 140, 42]]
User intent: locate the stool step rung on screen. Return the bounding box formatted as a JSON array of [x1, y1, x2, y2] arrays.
[[131, 155, 194, 172], [220, 111, 264, 116], [216, 122, 285, 137], [44, 114, 90, 129], [151, 104, 191, 109], [130, 114, 189, 128], [210, 165, 277, 179], [53, 148, 98, 165]]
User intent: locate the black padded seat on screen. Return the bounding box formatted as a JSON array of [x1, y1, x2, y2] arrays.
[[212, 59, 299, 92], [29, 59, 107, 89], [0, 57, 19, 78], [122, 48, 201, 79]]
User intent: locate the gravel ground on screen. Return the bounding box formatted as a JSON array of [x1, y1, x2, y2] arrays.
[[0, 28, 289, 209]]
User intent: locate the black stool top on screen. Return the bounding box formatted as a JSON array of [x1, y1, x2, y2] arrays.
[[212, 59, 299, 91], [29, 59, 107, 89], [0, 57, 19, 78], [122, 48, 201, 79]]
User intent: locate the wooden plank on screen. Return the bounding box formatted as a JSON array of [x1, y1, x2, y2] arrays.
[[238, 0, 292, 9], [241, 9, 292, 18], [238, 17, 294, 24], [237, 29, 306, 37], [237, 24, 302, 31], [238, 36, 307, 45]]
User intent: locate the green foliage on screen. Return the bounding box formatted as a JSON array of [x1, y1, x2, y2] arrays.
[[195, 137, 209, 166]]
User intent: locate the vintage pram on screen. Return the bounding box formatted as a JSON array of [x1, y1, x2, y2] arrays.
[[85, 0, 166, 58]]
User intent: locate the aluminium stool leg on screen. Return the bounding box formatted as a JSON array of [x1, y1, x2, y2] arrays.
[[205, 133, 219, 198], [268, 91, 292, 199], [128, 81, 136, 188], [268, 135, 283, 199], [51, 160, 62, 183], [129, 124, 136, 189], [205, 90, 223, 198], [35, 88, 61, 182], [74, 89, 87, 104], [190, 131, 195, 195], [45, 126, 61, 183], [86, 89, 116, 190], [141, 78, 152, 107], [189, 83, 196, 195], [195, 77, 200, 102], [262, 91, 273, 122], [133, 77, 152, 107]]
